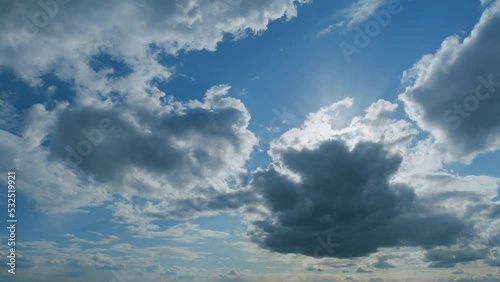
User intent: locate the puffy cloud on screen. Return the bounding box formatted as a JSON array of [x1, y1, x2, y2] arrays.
[[247, 98, 499, 267], [249, 138, 469, 258], [399, 1, 500, 163], [371, 256, 395, 269], [270, 98, 417, 158], [50, 85, 256, 192], [0, 127, 110, 213], [0, 85, 257, 215], [0, 0, 307, 89]]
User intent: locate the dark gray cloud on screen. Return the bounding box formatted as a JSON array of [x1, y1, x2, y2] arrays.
[[304, 266, 323, 272], [399, 1, 500, 162], [47, 86, 256, 201], [425, 248, 487, 268], [249, 139, 471, 258], [2, 85, 257, 215], [50, 105, 247, 185]]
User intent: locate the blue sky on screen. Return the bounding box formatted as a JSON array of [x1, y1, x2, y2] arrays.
[[1, 0, 500, 281]]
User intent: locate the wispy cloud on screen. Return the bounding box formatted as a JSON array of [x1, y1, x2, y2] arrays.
[[340, 0, 388, 28], [317, 0, 388, 36]]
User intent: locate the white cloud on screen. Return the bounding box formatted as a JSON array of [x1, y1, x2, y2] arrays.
[[0, 0, 307, 92], [339, 0, 388, 29], [399, 0, 500, 163], [126, 222, 230, 242], [270, 98, 417, 158], [318, 0, 407, 37], [64, 233, 120, 245]]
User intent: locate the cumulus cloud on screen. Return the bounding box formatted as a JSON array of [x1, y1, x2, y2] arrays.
[[0, 85, 257, 215], [50, 84, 256, 192], [1, 1, 500, 280], [0, 0, 307, 90], [0, 0, 298, 218], [270, 98, 417, 159], [249, 138, 469, 258], [399, 0, 500, 163], [371, 255, 396, 269], [0, 126, 110, 213], [247, 98, 499, 267]]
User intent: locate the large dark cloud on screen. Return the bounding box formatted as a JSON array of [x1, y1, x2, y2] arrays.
[[0, 85, 257, 215], [50, 105, 247, 185], [249, 139, 471, 258], [47, 86, 256, 199]]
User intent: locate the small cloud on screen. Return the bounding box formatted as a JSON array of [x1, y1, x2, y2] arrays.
[[226, 269, 239, 276], [177, 73, 196, 81], [322, 0, 389, 33], [340, 0, 388, 29], [238, 88, 247, 97], [356, 267, 373, 273], [317, 22, 345, 37], [304, 266, 323, 271], [46, 85, 57, 95], [371, 255, 396, 269]]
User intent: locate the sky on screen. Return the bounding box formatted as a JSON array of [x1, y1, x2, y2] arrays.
[[0, 0, 500, 281]]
